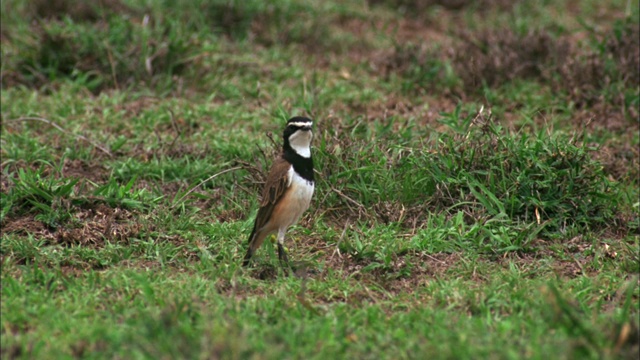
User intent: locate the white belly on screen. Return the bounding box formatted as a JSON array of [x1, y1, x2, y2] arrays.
[[285, 169, 314, 225], [271, 168, 314, 230]]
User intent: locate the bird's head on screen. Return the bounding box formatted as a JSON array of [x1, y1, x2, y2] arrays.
[[283, 116, 313, 158]]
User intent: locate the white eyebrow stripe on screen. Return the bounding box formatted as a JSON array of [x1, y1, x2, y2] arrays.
[[288, 121, 313, 127]]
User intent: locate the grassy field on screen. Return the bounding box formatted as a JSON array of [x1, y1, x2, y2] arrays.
[[1, 0, 639, 359]]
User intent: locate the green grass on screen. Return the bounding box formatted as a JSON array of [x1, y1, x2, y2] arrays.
[[2, 0, 639, 359], [0, 261, 634, 358]]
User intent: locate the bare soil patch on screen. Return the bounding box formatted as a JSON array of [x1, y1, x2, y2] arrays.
[[248, 264, 281, 281], [58, 203, 142, 246], [344, 95, 457, 128], [1, 214, 50, 240], [453, 29, 570, 89], [591, 138, 640, 185], [367, 0, 516, 13], [28, 0, 138, 23], [499, 248, 594, 279], [571, 103, 636, 133], [379, 22, 638, 117], [2, 203, 142, 247], [109, 97, 160, 118], [61, 159, 110, 183]]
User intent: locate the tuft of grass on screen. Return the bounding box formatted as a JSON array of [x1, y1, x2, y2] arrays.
[[1, 162, 161, 240], [430, 109, 625, 232], [319, 108, 628, 240], [7, 11, 190, 92], [1, 0, 370, 92], [2, 166, 78, 227]]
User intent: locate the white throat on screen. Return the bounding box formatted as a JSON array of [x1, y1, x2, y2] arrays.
[[288, 130, 312, 158]]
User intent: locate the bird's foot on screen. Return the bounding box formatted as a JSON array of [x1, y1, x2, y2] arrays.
[[277, 243, 293, 275], [242, 249, 254, 267]]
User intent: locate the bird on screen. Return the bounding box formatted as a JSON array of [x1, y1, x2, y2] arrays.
[[242, 116, 315, 268]]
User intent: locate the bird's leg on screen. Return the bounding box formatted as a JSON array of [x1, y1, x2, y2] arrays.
[[242, 248, 253, 267], [276, 229, 291, 271], [277, 243, 290, 266]]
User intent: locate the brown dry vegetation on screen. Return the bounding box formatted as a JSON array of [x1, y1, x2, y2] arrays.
[[27, 0, 137, 22], [367, 0, 517, 13], [382, 23, 639, 110], [4, 0, 638, 125], [2, 203, 141, 248]]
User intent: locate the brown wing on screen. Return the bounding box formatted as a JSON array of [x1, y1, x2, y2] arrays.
[[250, 157, 291, 235]]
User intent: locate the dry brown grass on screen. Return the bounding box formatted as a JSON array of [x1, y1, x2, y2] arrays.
[[453, 29, 570, 88], [28, 0, 138, 22], [367, 0, 516, 13]]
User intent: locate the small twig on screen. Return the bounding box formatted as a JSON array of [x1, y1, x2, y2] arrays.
[[330, 220, 350, 261], [236, 159, 265, 187], [167, 109, 183, 151], [572, 256, 585, 275], [423, 253, 446, 265], [171, 166, 243, 208], [265, 131, 279, 150], [330, 185, 365, 210], [5, 117, 113, 157], [152, 127, 163, 157]]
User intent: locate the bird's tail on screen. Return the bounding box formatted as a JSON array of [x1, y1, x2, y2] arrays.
[[242, 225, 259, 267]]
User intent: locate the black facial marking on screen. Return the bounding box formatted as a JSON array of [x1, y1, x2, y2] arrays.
[[283, 116, 313, 138], [283, 149, 314, 182], [282, 117, 314, 183]]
